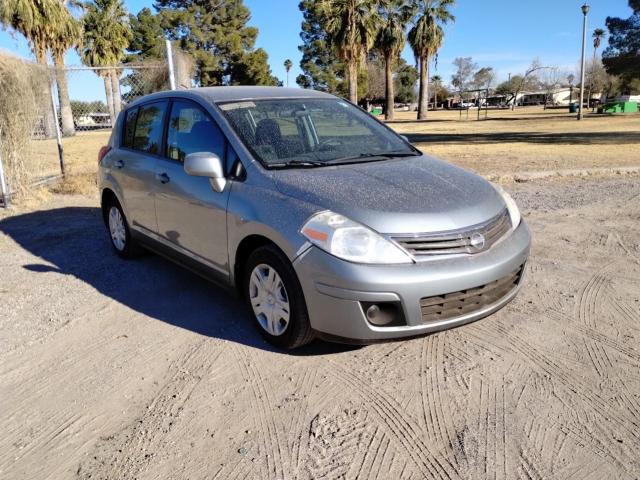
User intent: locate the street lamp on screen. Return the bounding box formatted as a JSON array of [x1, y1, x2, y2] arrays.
[[578, 3, 590, 120]]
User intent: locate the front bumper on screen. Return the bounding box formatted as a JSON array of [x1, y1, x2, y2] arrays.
[[293, 220, 531, 342]]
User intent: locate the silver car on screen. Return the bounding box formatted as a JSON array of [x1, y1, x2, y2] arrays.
[[98, 87, 530, 349]]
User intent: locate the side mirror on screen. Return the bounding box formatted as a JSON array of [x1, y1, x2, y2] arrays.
[[184, 152, 226, 193]]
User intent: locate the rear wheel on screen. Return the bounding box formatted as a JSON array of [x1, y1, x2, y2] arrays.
[[244, 245, 314, 349], [105, 198, 142, 259]]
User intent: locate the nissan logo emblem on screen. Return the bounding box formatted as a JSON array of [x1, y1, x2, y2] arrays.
[[470, 232, 486, 251]]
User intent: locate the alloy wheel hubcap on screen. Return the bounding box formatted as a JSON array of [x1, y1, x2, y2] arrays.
[[249, 264, 290, 336], [108, 206, 126, 251]]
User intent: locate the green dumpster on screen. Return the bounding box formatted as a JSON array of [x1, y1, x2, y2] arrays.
[[371, 107, 383, 116], [602, 101, 638, 114]]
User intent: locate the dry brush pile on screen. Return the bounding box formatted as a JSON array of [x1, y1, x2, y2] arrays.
[[0, 53, 52, 198]]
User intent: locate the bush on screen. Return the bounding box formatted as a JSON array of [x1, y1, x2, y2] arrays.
[[0, 53, 51, 197]]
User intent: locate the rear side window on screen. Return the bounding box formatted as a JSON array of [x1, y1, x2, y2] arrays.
[[132, 101, 167, 155], [166, 100, 225, 163], [122, 107, 138, 148]]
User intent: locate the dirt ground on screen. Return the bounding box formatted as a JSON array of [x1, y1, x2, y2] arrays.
[[1, 175, 639, 479]]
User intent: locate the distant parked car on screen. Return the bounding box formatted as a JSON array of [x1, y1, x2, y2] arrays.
[[75, 113, 112, 130], [98, 87, 530, 349]]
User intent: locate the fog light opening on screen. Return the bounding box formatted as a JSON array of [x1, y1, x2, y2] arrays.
[[362, 302, 405, 327]]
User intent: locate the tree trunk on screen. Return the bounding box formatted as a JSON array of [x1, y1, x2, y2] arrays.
[[417, 55, 429, 120], [103, 75, 115, 125], [348, 60, 358, 104], [111, 70, 122, 118], [54, 53, 75, 137], [35, 49, 55, 139], [384, 52, 394, 121], [434, 88, 438, 110]]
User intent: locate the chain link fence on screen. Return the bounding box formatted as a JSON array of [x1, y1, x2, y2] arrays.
[[0, 44, 191, 207]]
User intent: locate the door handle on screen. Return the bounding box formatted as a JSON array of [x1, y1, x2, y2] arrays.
[[155, 172, 170, 184], [114, 159, 124, 169]]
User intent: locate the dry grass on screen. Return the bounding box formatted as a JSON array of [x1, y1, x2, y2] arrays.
[[0, 53, 52, 197], [18, 106, 640, 199]]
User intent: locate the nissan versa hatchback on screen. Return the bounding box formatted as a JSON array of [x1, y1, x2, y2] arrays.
[[99, 87, 530, 349]]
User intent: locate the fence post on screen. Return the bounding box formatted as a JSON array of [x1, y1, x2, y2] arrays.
[[0, 128, 9, 208], [166, 40, 176, 91], [49, 79, 65, 176]]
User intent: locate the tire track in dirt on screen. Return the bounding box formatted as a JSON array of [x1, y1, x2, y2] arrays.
[[326, 358, 461, 480], [76, 339, 219, 480], [419, 334, 464, 472], [465, 322, 639, 474], [229, 344, 300, 480], [576, 265, 615, 377]]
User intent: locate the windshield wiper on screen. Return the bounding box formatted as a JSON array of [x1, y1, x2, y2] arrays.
[[324, 151, 420, 165], [267, 159, 327, 169]]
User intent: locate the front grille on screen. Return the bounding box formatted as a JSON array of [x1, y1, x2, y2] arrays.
[[420, 265, 524, 323], [391, 209, 512, 258]]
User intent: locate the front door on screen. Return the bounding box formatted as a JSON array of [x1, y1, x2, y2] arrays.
[[154, 100, 231, 276]]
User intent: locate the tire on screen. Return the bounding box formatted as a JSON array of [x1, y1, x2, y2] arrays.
[[104, 197, 143, 259], [243, 245, 314, 349]]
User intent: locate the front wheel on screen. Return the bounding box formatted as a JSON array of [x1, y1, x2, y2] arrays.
[[244, 245, 314, 349]]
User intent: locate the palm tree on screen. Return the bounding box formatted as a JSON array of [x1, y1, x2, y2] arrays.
[[408, 0, 455, 120], [323, 0, 379, 103], [588, 28, 606, 105], [431, 74, 442, 108], [284, 59, 293, 87], [80, 0, 131, 123], [375, 0, 416, 120], [51, 9, 82, 136]]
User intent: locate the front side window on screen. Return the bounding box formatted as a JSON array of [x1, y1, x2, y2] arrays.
[[132, 101, 167, 155], [166, 100, 225, 163], [219, 98, 417, 167]]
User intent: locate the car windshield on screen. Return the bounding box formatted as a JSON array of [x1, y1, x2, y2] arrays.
[[218, 98, 418, 168]]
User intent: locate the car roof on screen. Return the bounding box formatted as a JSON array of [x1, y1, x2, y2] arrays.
[[126, 86, 335, 109]]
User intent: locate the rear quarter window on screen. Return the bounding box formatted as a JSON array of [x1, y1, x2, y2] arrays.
[[122, 107, 138, 148], [132, 101, 167, 155]]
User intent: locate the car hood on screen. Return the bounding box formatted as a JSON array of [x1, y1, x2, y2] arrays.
[[271, 155, 506, 234]]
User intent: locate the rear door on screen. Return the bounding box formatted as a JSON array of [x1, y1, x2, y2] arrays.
[[113, 101, 168, 234], [154, 99, 231, 276]]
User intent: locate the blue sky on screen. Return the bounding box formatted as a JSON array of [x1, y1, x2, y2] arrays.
[[0, 0, 632, 101]]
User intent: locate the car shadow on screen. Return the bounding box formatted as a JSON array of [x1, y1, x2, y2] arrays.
[[0, 206, 360, 356]]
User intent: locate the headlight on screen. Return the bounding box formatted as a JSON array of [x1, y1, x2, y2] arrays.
[[492, 183, 521, 229], [301, 211, 412, 264]]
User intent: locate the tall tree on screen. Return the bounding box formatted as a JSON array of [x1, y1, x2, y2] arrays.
[[375, 0, 415, 120], [323, 0, 379, 103], [51, 7, 81, 136], [156, 0, 277, 86], [395, 60, 418, 103], [430, 74, 442, 107], [408, 0, 455, 120], [284, 59, 293, 87], [127, 7, 165, 60], [451, 56, 477, 93], [297, 0, 344, 92], [80, 0, 132, 122], [587, 28, 606, 103], [602, 0, 639, 92]]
